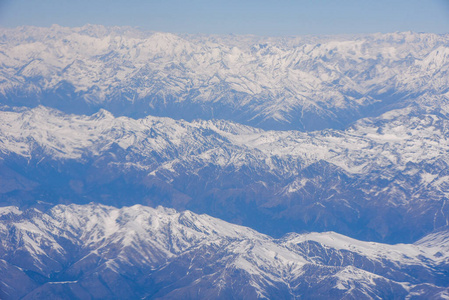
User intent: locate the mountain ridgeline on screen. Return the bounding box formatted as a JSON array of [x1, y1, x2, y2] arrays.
[[1, 26, 449, 299], [1, 26, 449, 131], [0, 105, 449, 243], [1, 204, 449, 299]]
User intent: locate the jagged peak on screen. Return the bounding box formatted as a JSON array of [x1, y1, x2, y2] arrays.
[[89, 108, 115, 120]]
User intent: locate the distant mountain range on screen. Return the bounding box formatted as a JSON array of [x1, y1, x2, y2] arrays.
[[1, 25, 449, 299], [1, 26, 448, 130]]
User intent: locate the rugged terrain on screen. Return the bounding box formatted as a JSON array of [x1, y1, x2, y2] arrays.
[[1, 25, 449, 298], [1, 204, 449, 299], [1, 26, 449, 130], [1, 105, 448, 243]]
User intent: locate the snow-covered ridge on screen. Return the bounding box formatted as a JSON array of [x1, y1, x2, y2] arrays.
[[1, 105, 449, 243], [0, 105, 448, 177], [1, 203, 448, 299], [1, 26, 449, 130]]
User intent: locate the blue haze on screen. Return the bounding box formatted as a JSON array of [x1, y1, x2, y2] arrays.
[[0, 0, 448, 35]]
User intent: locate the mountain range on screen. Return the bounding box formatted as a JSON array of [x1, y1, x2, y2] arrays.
[[2, 203, 449, 299], [1, 25, 448, 130], [0, 105, 448, 244], [1, 25, 449, 299]]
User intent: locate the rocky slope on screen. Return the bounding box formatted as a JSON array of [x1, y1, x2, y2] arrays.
[[1, 203, 448, 299]]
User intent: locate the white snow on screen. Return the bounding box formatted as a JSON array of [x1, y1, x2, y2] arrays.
[[0, 27, 448, 124], [0, 105, 447, 185], [1, 203, 449, 296]]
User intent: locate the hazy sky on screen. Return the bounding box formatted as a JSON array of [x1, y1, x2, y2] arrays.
[[0, 0, 448, 35]]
